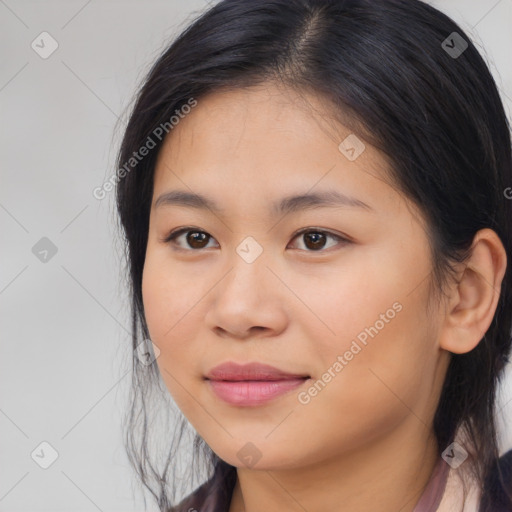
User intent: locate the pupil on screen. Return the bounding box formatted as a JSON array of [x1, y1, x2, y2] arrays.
[[187, 231, 208, 248], [305, 232, 325, 250]]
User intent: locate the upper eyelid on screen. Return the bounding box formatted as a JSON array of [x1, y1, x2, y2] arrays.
[[289, 227, 347, 241]]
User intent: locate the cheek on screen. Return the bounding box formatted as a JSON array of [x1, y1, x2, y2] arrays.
[[301, 246, 435, 405], [141, 255, 200, 378], [141, 232, 231, 434], [142, 251, 201, 342], [308, 285, 433, 421], [297, 258, 405, 358], [283, 299, 434, 463]]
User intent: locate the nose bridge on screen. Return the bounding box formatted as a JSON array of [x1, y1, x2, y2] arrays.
[[225, 235, 268, 295], [203, 235, 281, 335]]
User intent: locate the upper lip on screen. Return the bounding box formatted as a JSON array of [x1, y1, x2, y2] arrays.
[[205, 362, 310, 381]]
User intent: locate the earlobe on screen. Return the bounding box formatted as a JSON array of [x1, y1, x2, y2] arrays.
[[439, 228, 507, 355]]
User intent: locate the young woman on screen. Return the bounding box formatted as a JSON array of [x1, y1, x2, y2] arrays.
[[115, 0, 512, 510]]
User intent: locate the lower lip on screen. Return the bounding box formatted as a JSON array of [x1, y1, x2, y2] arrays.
[[208, 378, 308, 406]]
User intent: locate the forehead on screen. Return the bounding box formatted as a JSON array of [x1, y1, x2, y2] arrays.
[[151, 83, 407, 221], [157, 83, 366, 160]]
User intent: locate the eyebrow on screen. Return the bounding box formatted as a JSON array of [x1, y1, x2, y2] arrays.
[[153, 189, 374, 215]]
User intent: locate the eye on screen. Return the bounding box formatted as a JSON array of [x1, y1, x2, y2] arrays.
[[162, 227, 218, 250], [162, 227, 350, 252], [288, 228, 349, 252]]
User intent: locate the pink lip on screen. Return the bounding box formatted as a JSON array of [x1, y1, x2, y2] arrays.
[[205, 362, 310, 407]]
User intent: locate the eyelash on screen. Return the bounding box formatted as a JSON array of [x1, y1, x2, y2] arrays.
[[161, 227, 351, 253]]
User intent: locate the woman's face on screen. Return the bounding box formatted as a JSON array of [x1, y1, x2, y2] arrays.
[[142, 83, 448, 470]]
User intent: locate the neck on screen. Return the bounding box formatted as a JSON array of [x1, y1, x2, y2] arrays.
[[228, 417, 439, 512]]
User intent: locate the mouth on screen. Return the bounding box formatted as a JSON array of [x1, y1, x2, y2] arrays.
[[204, 362, 311, 406]]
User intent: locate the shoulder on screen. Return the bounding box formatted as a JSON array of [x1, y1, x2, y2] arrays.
[[479, 449, 512, 512]]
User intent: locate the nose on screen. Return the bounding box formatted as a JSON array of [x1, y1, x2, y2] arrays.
[[203, 249, 288, 340]]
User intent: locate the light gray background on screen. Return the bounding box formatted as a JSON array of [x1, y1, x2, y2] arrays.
[[1, 1, 511, 511]]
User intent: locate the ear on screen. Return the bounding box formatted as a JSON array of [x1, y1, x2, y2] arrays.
[[439, 228, 507, 354]]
